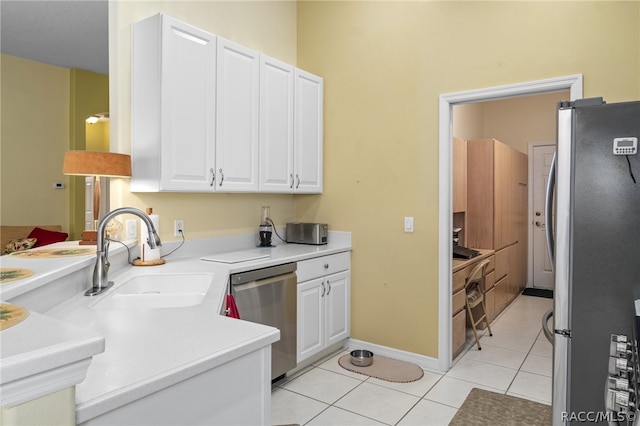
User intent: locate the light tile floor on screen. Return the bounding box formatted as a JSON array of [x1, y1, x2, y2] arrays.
[[271, 294, 553, 425]]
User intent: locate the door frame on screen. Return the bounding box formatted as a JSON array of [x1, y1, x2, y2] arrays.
[[527, 141, 556, 290], [437, 75, 583, 371]]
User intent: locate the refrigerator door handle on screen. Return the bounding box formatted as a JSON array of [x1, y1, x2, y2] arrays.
[[545, 152, 556, 272], [542, 308, 554, 343]]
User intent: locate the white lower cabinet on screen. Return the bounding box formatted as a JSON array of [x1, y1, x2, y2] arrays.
[[297, 253, 350, 363]]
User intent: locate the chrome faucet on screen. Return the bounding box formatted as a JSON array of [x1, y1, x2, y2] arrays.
[[85, 207, 162, 296]]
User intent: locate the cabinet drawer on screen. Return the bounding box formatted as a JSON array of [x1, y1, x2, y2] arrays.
[[485, 255, 495, 274], [484, 270, 495, 291], [297, 252, 350, 282], [452, 309, 466, 358], [453, 288, 466, 316], [494, 248, 508, 281], [452, 269, 467, 293]]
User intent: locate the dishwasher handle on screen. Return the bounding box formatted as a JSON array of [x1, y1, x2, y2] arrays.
[[230, 262, 297, 285], [232, 272, 297, 292]]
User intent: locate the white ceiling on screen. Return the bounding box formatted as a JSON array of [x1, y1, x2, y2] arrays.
[[1, 0, 108, 75]]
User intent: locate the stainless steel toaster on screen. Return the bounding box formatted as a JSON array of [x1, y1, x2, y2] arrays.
[[286, 223, 328, 245]]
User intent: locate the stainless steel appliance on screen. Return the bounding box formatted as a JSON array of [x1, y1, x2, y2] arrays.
[[545, 98, 640, 424], [286, 222, 328, 245], [230, 263, 297, 380]]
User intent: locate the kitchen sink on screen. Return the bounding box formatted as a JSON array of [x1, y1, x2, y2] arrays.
[[91, 273, 214, 310]]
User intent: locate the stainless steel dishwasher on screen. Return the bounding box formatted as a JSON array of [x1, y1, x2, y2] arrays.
[[230, 262, 297, 380]]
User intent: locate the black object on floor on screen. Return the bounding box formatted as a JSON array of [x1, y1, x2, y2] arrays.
[[522, 288, 554, 299]]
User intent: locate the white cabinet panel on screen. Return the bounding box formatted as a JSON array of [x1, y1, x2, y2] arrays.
[[297, 254, 350, 364], [325, 271, 350, 347], [294, 69, 323, 194], [215, 38, 260, 191], [259, 55, 295, 192], [297, 277, 325, 362], [131, 14, 216, 192]]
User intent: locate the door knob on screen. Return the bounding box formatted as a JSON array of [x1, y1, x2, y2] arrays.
[[535, 211, 541, 216], [535, 221, 545, 227]]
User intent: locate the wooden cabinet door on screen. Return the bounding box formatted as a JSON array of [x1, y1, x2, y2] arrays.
[[466, 139, 495, 249], [259, 55, 294, 193], [453, 137, 467, 213], [131, 14, 217, 192], [293, 69, 323, 193], [493, 140, 510, 249], [325, 271, 350, 347], [215, 37, 260, 191], [297, 277, 325, 362]]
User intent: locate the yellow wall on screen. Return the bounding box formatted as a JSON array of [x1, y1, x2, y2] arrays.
[[69, 69, 109, 239], [0, 54, 70, 229], [110, 1, 299, 241], [454, 91, 569, 154], [295, 1, 640, 358]]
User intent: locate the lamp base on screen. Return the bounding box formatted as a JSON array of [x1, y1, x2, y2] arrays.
[[79, 230, 98, 245]]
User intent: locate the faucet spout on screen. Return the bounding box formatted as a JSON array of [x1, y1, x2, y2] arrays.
[[85, 207, 162, 297]]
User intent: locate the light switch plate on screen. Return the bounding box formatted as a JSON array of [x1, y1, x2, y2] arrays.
[[126, 220, 138, 239], [404, 217, 414, 233]]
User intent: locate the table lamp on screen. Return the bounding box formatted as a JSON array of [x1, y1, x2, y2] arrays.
[[63, 151, 132, 245]]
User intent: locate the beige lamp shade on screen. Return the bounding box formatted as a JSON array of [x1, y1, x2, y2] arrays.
[[63, 151, 131, 177]]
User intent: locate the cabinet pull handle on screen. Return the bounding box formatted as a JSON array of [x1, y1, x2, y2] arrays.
[[321, 282, 325, 297], [326, 280, 331, 295], [296, 174, 300, 189], [290, 174, 294, 189], [210, 168, 215, 186], [219, 169, 224, 187]]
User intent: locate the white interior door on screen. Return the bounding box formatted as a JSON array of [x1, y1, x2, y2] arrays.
[[531, 144, 556, 289]]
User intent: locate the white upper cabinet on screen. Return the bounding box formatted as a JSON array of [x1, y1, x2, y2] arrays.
[[260, 62, 324, 194], [131, 14, 217, 192], [294, 69, 324, 193], [130, 13, 323, 194], [215, 38, 260, 192], [259, 55, 295, 193]]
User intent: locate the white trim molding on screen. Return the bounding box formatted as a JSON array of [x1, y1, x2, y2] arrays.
[[437, 75, 583, 372]]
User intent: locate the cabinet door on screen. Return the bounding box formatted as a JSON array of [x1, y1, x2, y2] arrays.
[[325, 271, 350, 347], [293, 69, 323, 193], [297, 278, 325, 362], [131, 14, 217, 192], [259, 55, 295, 193], [453, 137, 467, 213], [215, 38, 260, 191]]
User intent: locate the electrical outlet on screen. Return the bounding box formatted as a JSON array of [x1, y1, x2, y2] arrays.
[[126, 220, 138, 239], [174, 220, 184, 237]]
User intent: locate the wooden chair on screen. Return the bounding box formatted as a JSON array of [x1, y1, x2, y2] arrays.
[[465, 259, 492, 350]]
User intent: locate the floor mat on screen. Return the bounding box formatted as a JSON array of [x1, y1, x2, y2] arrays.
[[522, 287, 553, 298], [338, 353, 424, 382], [449, 388, 551, 426]]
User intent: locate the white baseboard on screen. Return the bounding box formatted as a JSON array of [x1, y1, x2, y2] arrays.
[[346, 338, 443, 373]]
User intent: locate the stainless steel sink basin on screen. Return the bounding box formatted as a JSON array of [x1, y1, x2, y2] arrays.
[[91, 273, 213, 310]]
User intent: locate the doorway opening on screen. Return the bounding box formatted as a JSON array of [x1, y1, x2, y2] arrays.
[[437, 75, 583, 371]]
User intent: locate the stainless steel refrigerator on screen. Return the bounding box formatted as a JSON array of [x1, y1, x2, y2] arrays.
[[545, 98, 640, 425]]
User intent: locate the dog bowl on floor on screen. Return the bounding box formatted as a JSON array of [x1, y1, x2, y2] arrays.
[[350, 349, 374, 367]]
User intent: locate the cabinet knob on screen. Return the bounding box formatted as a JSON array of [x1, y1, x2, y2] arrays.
[[324, 264, 329, 269]]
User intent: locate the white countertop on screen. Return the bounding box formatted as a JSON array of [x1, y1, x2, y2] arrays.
[[4, 232, 351, 423]]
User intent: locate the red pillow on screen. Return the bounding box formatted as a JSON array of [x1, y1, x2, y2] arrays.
[[27, 227, 69, 247]]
